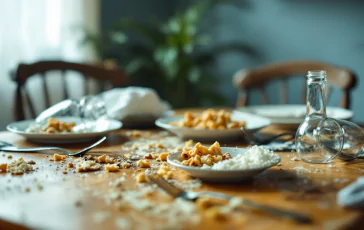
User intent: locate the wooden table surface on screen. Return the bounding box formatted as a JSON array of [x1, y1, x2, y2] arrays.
[[1, 113, 364, 230]]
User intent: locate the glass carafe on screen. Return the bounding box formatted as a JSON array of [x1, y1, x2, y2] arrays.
[[295, 70, 341, 163]]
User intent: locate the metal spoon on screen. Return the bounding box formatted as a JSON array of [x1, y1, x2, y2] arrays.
[[0, 136, 106, 157], [241, 127, 295, 145]]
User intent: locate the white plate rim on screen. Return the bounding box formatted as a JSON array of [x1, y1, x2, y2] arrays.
[[237, 104, 353, 124]]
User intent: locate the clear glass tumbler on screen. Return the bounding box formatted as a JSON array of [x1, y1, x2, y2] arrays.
[[35, 95, 108, 132], [315, 118, 364, 161]]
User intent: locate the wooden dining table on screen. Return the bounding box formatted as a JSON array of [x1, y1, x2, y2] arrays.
[[0, 109, 364, 230]]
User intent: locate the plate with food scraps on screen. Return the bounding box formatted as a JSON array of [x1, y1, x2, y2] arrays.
[[167, 145, 281, 182], [7, 116, 122, 144], [155, 109, 271, 141]]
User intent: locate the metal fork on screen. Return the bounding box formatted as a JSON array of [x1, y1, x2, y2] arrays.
[[148, 174, 312, 224], [0, 136, 106, 157], [241, 127, 295, 145]]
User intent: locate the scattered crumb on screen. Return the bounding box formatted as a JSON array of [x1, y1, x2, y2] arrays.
[[7, 155, 13, 159], [97, 155, 107, 163], [136, 172, 147, 183], [7, 158, 34, 175], [159, 152, 170, 161], [97, 155, 116, 164], [123, 153, 132, 159], [0, 163, 7, 172], [53, 154, 66, 161], [144, 153, 153, 159], [67, 162, 74, 168], [37, 184, 43, 191], [185, 139, 194, 147], [25, 187, 31, 193], [122, 162, 131, 169], [75, 200, 82, 207], [291, 157, 300, 161], [156, 143, 164, 148], [137, 159, 151, 168], [77, 161, 101, 172], [105, 164, 120, 172], [130, 130, 141, 137], [204, 207, 227, 221], [27, 160, 36, 164], [175, 147, 183, 152]]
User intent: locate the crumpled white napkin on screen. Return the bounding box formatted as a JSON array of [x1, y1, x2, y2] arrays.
[[337, 177, 364, 209], [102, 87, 171, 120]]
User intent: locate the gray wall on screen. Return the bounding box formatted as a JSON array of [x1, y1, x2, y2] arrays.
[[101, 0, 364, 122]]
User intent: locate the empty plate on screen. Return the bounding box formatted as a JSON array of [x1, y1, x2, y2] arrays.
[[167, 147, 281, 182]]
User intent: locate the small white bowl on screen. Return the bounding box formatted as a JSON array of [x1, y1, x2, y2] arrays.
[[167, 147, 281, 183], [155, 111, 271, 141]]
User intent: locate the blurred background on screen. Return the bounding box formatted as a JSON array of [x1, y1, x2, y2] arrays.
[[1, 0, 364, 129]]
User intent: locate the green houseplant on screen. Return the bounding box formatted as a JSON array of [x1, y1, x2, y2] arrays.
[[83, 1, 255, 108]]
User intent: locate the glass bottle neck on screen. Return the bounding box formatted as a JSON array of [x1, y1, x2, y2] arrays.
[[306, 74, 327, 117]]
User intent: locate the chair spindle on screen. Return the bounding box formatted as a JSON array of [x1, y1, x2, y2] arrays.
[[23, 87, 36, 118], [61, 70, 69, 100], [41, 73, 51, 109], [83, 75, 89, 95], [260, 87, 269, 104], [280, 80, 288, 104]]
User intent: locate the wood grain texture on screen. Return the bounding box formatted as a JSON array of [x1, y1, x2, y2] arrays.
[[0, 121, 363, 230], [11, 61, 128, 121], [233, 60, 357, 109]]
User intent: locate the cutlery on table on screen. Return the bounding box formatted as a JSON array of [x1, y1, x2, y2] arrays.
[[241, 127, 295, 145], [0, 136, 106, 157], [149, 174, 312, 224]]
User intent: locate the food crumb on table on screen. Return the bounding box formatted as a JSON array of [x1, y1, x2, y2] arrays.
[[105, 164, 120, 172], [7, 157, 34, 175], [67, 162, 74, 168], [0, 163, 7, 172], [53, 154, 66, 161], [77, 161, 101, 172], [136, 172, 146, 183]]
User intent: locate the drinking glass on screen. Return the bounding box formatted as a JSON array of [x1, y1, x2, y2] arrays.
[[315, 118, 364, 161], [35, 95, 108, 132]]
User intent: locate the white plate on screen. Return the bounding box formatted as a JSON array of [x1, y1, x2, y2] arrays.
[[167, 147, 281, 182], [155, 112, 271, 141], [237, 105, 353, 125], [7, 117, 122, 144]]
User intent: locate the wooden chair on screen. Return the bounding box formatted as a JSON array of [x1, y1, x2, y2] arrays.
[[11, 60, 128, 121], [233, 60, 357, 109]]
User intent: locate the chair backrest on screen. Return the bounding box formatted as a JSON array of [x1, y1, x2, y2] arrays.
[[12, 60, 128, 121], [233, 60, 357, 109]]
